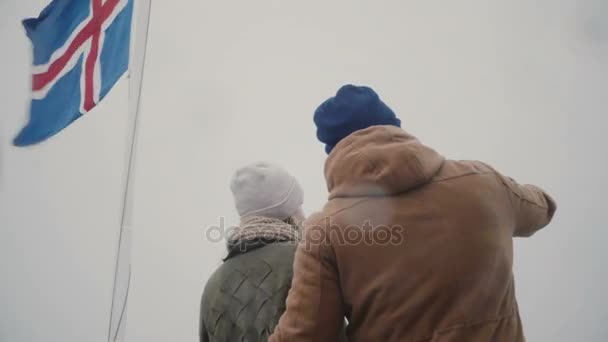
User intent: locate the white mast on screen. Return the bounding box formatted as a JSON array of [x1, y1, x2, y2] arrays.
[[107, 1, 152, 341]]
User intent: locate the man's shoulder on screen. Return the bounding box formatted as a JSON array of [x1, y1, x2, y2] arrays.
[[431, 159, 498, 183], [303, 198, 370, 233], [308, 195, 365, 217]]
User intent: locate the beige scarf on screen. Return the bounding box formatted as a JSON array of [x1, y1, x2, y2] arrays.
[[226, 216, 300, 256]]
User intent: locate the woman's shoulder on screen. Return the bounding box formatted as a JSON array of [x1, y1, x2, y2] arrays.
[[201, 243, 296, 314], [207, 243, 296, 286], [228, 242, 297, 269]]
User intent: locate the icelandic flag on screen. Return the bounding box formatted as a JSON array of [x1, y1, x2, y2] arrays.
[[13, 0, 134, 146]]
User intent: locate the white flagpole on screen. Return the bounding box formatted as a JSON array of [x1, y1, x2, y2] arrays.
[[107, 1, 152, 341]]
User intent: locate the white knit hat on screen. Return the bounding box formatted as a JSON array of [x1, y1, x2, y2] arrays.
[[230, 162, 304, 220]]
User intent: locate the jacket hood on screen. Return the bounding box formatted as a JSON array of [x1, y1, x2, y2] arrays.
[[325, 125, 445, 198]]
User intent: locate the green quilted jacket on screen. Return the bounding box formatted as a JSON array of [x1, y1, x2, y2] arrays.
[[200, 242, 296, 342]]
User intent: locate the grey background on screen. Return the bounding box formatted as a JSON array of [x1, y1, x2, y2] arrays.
[[1, 0, 607, 341]]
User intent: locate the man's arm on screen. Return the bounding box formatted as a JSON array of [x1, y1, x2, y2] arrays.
[[269, 216, 344, 342], [496, 173, 557, 237]]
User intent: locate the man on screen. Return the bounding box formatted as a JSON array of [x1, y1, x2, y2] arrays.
[[269, 85, 556, 341]]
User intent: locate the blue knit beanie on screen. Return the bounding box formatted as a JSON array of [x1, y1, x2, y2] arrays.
[[314, 85, 401, 154]]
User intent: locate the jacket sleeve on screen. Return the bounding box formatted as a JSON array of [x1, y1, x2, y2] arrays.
[[269, 216, 345, 342], [495, 172, 557, 237], [200, 292, 210, 342], [199, 321, 209, 342]]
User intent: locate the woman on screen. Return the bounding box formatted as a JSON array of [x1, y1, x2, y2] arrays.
[[200, 162, 305, 342]]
